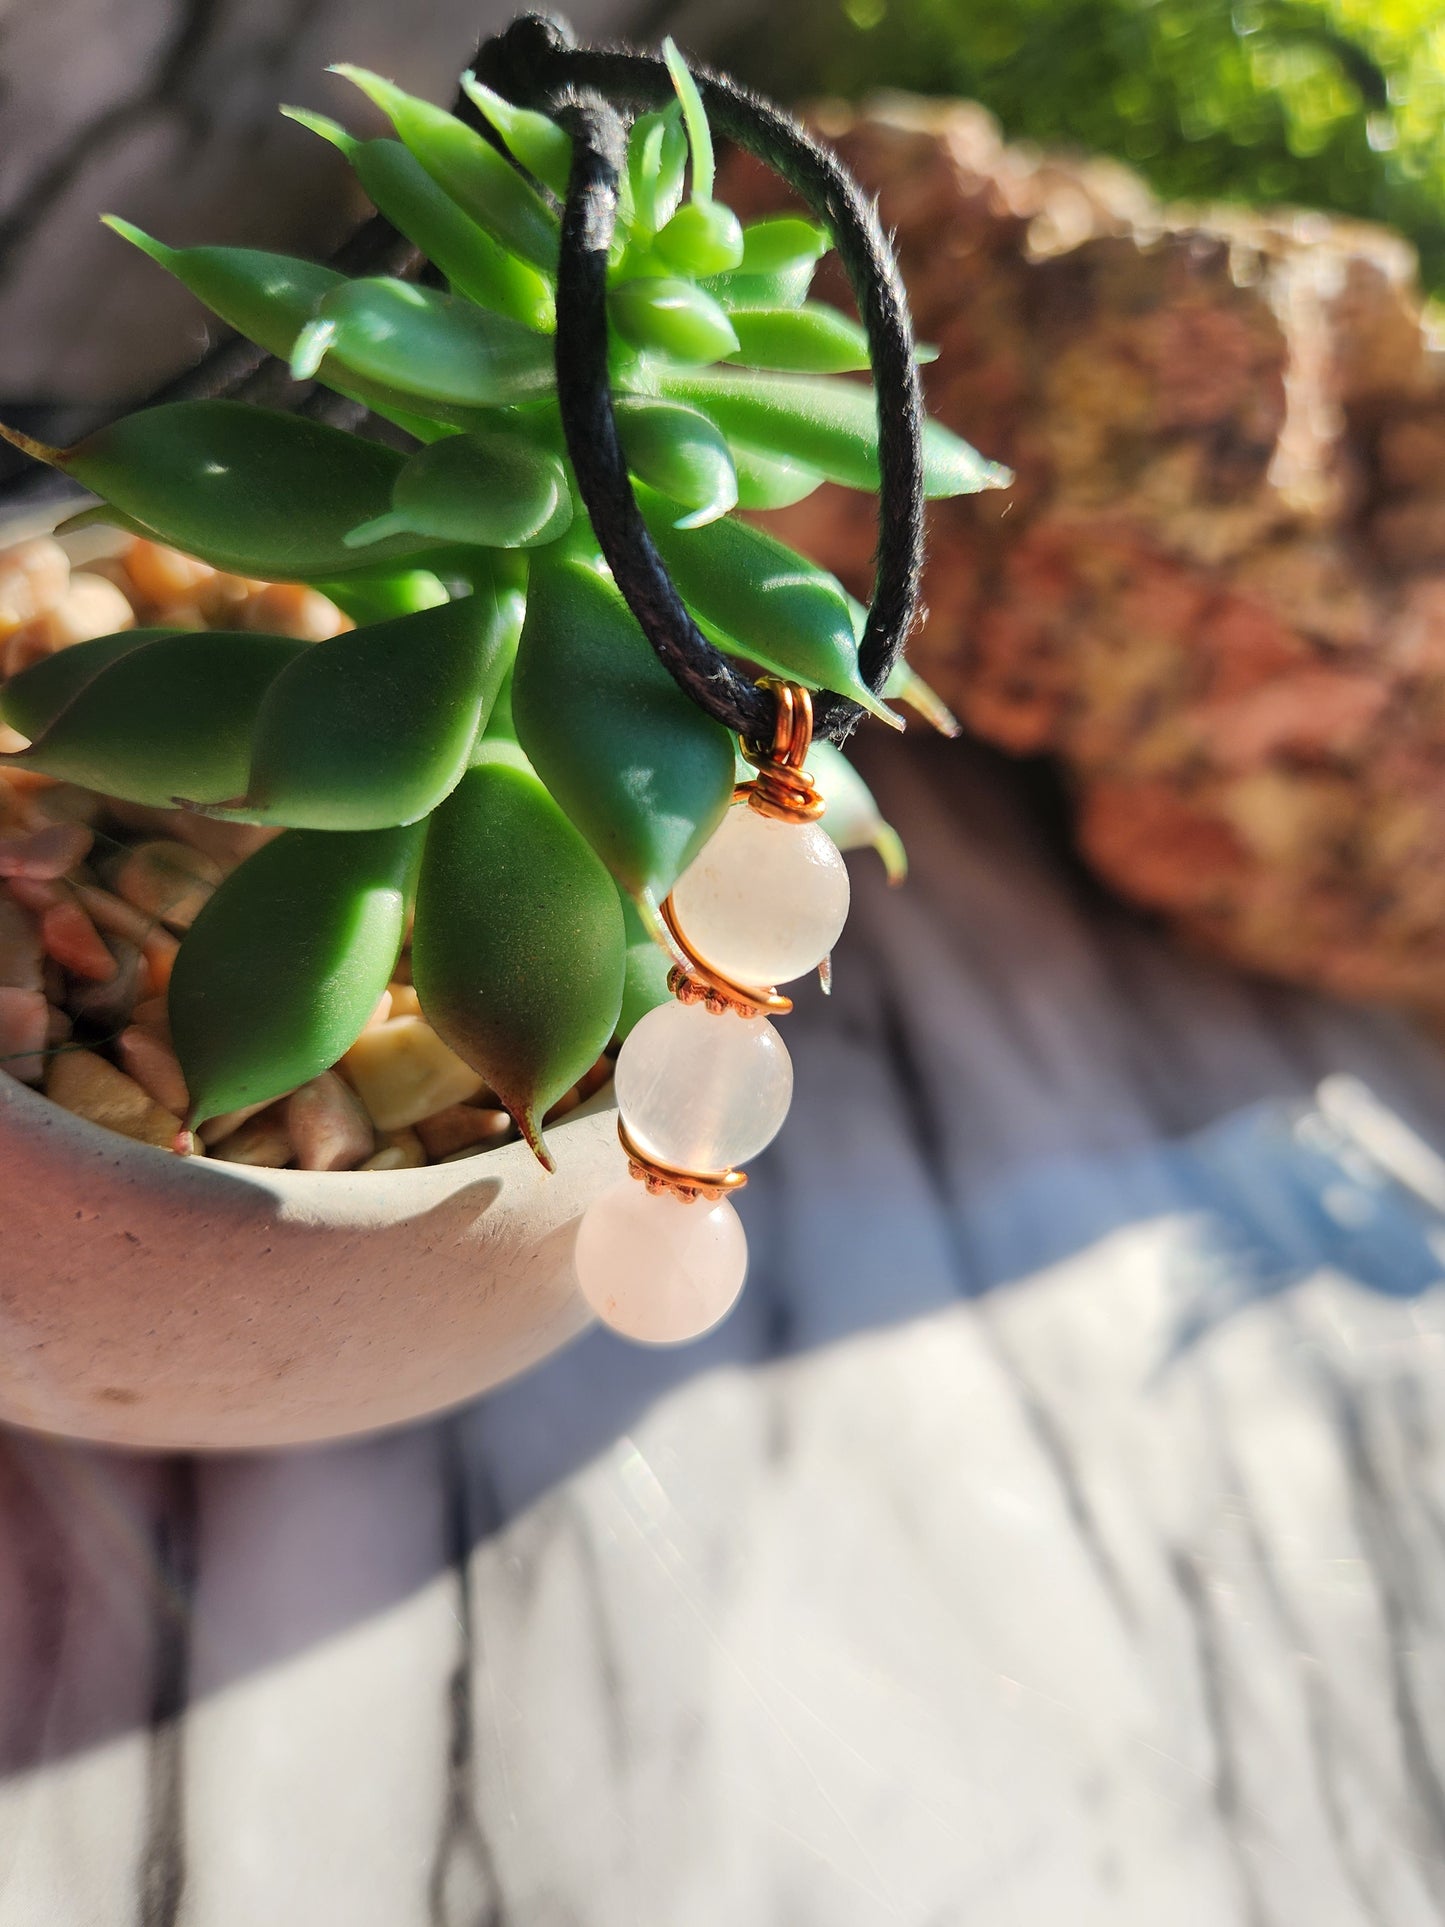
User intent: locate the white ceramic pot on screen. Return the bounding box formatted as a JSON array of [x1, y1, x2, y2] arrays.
[[0, 1072, 615, 1450]]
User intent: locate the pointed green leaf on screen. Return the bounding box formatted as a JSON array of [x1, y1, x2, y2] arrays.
[[726, 304, 873, 374], [412, 744, 625, 1164], [282, 116, 555, 329], [222, 588, 515, 829], [728, 442, 824, 510], [170, 823, 423, 1124], [705, 216, 828, 308], [306, 279, 555, 410], [0, 630, 306, 806], [627, 106, 687, 238], [635, 484, 896, 724], [458, 74, 573, 196], [103, 219, 343, 356], [28, 402, 443, 577], [374, 431, 572, 549], [609, 277, 738, 365], [614, 397, 736, 526], [654, 200, 744, 277], [512, 552, 735, 903], [661, 38, 715, 201], [0, 627, 173, 740], [332, 67, 560, 270], [657, 368, 1012, 498], [808, 742, 907, 881]]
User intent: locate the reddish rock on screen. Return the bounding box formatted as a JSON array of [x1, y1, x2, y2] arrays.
[[723, 102, 1445, 1008]]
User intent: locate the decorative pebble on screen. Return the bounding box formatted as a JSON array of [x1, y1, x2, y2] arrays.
[[342, 1016, 487, 1131], [116, 1024, 189, 1116], [284, 1072, 375, 1172], [615, 998, 792, 1173], [0, 538, 69, 636], [242, 582, 349, 642], [361, 1128, 427, 1171], [123, 539, 214, 610], [68, 937, 144, 1031], [0, 822, 93, 880], [573, 1181, 748, 1344], [0, 897, 43, 991], [208, 1109, 293, 1167], [3, 573, 135, 676], [0, 986, 49, 1084], [669, 804, 849, 988], [40, 898, 116, 981], [112, 839, 222, 930], [415, 1104, 512, 1160], [45, 1048, 184, 1150]]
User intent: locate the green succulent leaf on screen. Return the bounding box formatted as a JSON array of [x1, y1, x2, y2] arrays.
[[411, 743, 625, 1165], [7, 402, 443, 578], [332, 67, 560, 270], [512, 551, 736, 906], [350, 430, 572, 550], [661, 38, 715, 202], [614, 396, 737, 526], [728, 442, 825, 510], [726, 304, 873, 374], [282, 113, 555, 330], [102, 220, 343, 357], [0, 628, 174, 741], [617, 891, 673, 1041], [658, 369, 1012, 498], [0, 630, 307, 806], [627, 106, 688, 238], [636, 484, 897, 724], [313, 569, 452, 625], [170, 823, 423, 1125], [292, 279, 554, 411], [653, 199, 744, 277], [213, 587, 515, 830], [706, 216, 828, 308], [807, 742, 908, 882], [458, 73, 573, 196], [609, 276, 739, 365]]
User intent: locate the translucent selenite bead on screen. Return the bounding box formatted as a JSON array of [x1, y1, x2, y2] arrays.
[[574, 1181, 748, 1343], [670, 806, 849, 988], [615, 998, 792, 1173]]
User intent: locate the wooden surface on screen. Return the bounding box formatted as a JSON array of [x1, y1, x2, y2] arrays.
[[5, 736, 1445, 1923]]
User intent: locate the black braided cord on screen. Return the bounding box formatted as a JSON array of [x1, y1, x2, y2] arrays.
[[476, 14, 925, 743]]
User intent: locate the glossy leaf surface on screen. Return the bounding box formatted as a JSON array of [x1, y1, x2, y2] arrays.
[[412, 744, 625, 1164], [614, 397, 737, 527], [609, 277, 738, 365], [357, 431, 572, 549], [658, 369, 1011, 498], [294, 279, 554, 410], [230, 589, 515, 829], [45, 403, 440, 577], [169, 823, 422, 1124], [0, 630, 306, 806], [512, 553, 735, 903], [0, 628, 173, 741]]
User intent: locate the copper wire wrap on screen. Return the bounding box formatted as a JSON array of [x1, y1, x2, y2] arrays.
[[738, 681, 826, 823], [618, 1117, 749, 1203]]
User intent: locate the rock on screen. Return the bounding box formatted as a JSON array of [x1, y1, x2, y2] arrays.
[[0, 538, 69, 639], [360, 1129, 427, 1171], [3, 573, 135, 676], [111, 840, 222, 930], [414, 1104, 512, 1161], [240, 582, 350, 642], [0, 821, 94, 880], [206, 1108, 294, 1168], [68, 938, 144, 1032], [45, 1048, 183, 1149], [284, 1073, 374, 1173], [341, 1016, 487, 1132], [0, 986, 49, 1083], [116, 1024, 189, 1117], [725, 101, 1445, 1008], [0, 897, 43, 991]]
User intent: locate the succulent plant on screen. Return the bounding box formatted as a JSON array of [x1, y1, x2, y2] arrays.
[[0, 43, 1005, 1162]]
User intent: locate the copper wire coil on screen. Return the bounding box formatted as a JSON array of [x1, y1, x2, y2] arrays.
[[739, 681, 825, 823], [659, 894, 793, 1019], [617, 1117, 748, 1203]]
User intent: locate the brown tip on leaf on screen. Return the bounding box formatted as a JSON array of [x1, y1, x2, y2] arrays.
[[512, 1103, 556, 1174], [0, 421, 61, 467]]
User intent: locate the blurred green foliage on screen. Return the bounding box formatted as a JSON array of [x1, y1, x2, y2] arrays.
[[733, 0, 1445, 291]]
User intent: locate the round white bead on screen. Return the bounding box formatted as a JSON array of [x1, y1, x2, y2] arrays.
[[574, 1180, 748, 1344], [670, 805, 850, 988], [615, 999, 791, 1173]]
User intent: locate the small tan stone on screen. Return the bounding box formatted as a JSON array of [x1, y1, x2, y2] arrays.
[[0, 986, 49, 1083], [284, 1072, 375, 1172], [387, 982, 422, 1019], [3, 573, 135, 674], [242, 582, 349, 641], [112, 840, 222, 930], [342, 1016, 486, 1131], [122, 539, 214, 611], [45, 1048, 182, 1149], [40, 897, 115, 981], [0, 537, 69, 637], [198, 1098, 285, 1147], [0, 897, 43, 991], [207, 1109, 294, 1168], [415, 1104, 512, 1160], [360, 1128, 427, 1171], [69, 938, 144, 1032], [116, 1025, 189, 1116]]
